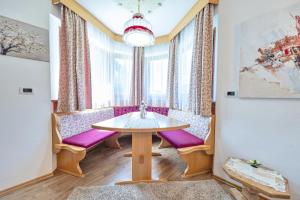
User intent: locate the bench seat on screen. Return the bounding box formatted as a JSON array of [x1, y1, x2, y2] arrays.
[[158, 130, 204, 148], [62, 129, 118, 148]]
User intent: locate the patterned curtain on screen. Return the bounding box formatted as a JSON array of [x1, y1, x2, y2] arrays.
[[166, 37, 179, 108], [131, 47, 144, 105], [57, 6, 92, 113], [189, 4, 214, 116]]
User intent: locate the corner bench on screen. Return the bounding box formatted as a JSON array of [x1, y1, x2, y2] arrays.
[[158, 109, 215, 178], [52, 106, 169, 177], [52, 108, 121, 177]]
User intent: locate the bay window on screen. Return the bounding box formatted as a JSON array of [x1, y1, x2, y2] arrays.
[[88, 23, 133, 108], [176, 20, 195, 111], [144, 44, 169, 106]]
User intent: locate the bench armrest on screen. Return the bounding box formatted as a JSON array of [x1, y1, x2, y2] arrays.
[[55, 143, 86, 154], [177, 145, 211, 155]]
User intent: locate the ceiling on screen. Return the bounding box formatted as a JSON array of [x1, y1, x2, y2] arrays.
[[76, 0, 198, 37]]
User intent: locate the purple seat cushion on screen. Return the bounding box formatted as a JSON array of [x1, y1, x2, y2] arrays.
[[158, 129, 204, 148], [114, 106, 139, 117], [146, 106, 169, 116], [62, 129, 117, 148]]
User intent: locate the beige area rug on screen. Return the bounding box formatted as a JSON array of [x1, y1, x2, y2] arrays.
[[67, 179, 232, 200]]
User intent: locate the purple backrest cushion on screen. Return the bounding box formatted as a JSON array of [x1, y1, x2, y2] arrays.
[[146, 106, 169, 116], [113, 106, 139, 117]]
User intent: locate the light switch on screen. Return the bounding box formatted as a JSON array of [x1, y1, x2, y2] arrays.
[[227, 91, 236, 97], [19, 87, 34, 95]]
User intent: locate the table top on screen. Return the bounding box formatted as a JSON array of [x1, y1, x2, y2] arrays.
[[92, 111, 190, 133], [223, 158, 290, 199]]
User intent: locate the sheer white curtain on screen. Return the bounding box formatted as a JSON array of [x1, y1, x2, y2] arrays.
[[144, 43, 169, 106], [87, 23, 133, 108], [176, 20, 195, 110]]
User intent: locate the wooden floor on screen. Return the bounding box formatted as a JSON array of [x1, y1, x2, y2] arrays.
[[0, 136, 225, 200]]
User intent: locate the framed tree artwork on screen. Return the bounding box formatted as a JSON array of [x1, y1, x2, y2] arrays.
[[0, 15, 49, 62], [239, 3, 300, 98]]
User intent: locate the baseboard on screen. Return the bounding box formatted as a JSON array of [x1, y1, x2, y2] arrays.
[[0, 172, 54, 198], [213, 174, 242, 190]]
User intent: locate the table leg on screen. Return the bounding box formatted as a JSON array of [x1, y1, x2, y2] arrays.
[[116, 132, 167, 184], [229, 187, 267, 200], [132, 132, 153, 181], [229, 188, 247, 200], [241, 187, 261, 200]]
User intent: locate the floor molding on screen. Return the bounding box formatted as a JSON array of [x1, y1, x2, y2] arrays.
[[0, 172, 54, 198], [213, 174, 242, 190]]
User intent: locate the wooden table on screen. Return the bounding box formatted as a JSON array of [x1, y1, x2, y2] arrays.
[[92, 111, 189, 184], [223, 158, 290, 200]]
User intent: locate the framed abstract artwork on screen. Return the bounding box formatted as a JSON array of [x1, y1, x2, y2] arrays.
[[239, 3, 300, 98], [0, 15, 49, 62]]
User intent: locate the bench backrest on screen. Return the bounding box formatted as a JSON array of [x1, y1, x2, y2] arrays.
[[113, 106, 139, 117], [113, 106, 169, 116], [168, 109, 211, 140], [53, 108, 114, 142], [146, 106, 169, 116]]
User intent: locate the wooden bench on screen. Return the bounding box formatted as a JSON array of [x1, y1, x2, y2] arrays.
[[157, 109, 215, 178], [52, 108, 121, 177]]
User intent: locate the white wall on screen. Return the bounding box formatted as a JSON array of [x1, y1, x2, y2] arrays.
[[214, 0, 300, 199], [0, 0, 56, 191]]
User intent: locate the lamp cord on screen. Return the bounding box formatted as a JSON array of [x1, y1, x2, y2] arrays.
[[138, 0, 141, 13]]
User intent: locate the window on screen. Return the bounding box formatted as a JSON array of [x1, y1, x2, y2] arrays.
[[144, 43, 169, 106], [212, 14, 219, 102], [148, 60, 168, 94], [176, 20, 195, 110], [112, 48, 133, 105], [87, 23, 133, 108], [49, 13, 61, 100]]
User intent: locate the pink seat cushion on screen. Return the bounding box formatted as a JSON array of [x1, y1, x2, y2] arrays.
[[146, 106, 169, 116], [158, 129, 204, 148], [114, 106, 139, 117], [62, 129, 117, 148]]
